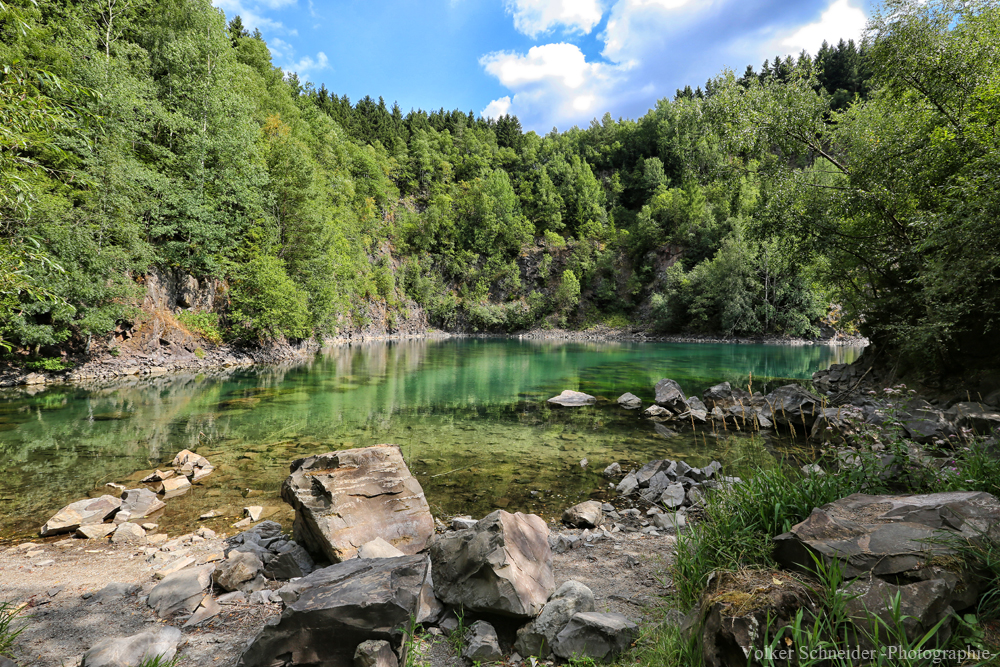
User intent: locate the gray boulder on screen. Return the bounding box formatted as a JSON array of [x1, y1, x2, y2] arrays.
[[659, 483, 685, 509], [615, 472, 638, 496], [81, 627, 182, 667], [900, 399, 954, 444], [651, 513, 685, 530], [114, 488, 166, 524], [430, 510, 554, 618], [702, 382, 750, 410], [843, 577, 954, 646], [354, 640, 398, 667], [111, 522, 146, 544], [552, 612, 638, 662], [147, 564, 215, 618], [281, 446, 435, 563], [635, 460, 674, 487], [41, 495, 121, 536], [774, 491, 1000, 612], [514, 580, 595, 657], [238, 556, 438, 667], [462, 621, 502, 663], [947, 401, 1000, 435], [762, 384, 823, 430], [653, 379, 688, 413], [562, 501, 603, 528], [547, 390, 596, 407], [643, 404, 673, 421], [602, 462, 622, 478], [214, 551, 263, 592], [616, 393, 642, 410]]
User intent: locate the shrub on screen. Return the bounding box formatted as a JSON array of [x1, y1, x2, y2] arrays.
[[176, 311, 223, 345], [24, 357, 70, 371]]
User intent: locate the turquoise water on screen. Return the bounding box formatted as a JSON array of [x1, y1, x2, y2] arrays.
[[0, 338, 862, 542]]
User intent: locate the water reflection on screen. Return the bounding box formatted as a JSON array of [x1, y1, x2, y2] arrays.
[[0, 339, 862, 541]]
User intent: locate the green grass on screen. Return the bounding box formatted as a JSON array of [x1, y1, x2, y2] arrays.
[[0, 600, 27, 659], [671, 441, 884, 608], [136, 655, 179, 667]]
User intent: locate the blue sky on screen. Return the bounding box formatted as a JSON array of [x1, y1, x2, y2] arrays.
[[211, 0, 876, 133]]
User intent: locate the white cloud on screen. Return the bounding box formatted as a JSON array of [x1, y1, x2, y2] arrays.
[[778, 0, 866, 54], [481, 43, 599, 89], [481, 0, 871, 132], [482, 96, 513, 119], [211, 0, 288, 33], [504, 0, 604, 38], [287, 51, 329, 79], [480, 43, 620, 129]]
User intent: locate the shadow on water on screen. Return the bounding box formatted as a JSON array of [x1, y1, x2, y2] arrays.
[[0, 338, 863, 541]]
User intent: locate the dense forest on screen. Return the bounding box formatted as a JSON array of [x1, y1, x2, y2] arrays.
[[0, 0, 997, 375]]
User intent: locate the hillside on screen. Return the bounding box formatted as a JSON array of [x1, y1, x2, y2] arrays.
[[1, 0, 998, 381]]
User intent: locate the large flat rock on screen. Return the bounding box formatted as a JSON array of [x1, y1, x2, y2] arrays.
[[41, 495, 121, 536], [280, 446, 435, 563], [430, 510, 554, 618], [239, 555, 438, 667], [775, 491, 1000, 580]]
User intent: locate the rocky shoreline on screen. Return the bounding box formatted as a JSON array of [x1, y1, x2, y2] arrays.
[[515, 323, 869, 347], [0, 324, 865, 392], [0, 331, 454, 390]]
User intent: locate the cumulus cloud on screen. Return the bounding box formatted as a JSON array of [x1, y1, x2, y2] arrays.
[[778, 0, 866, 54], [480, 43, 619, 127], [504, 0, 605, 38], [481, 0, 871, 131], [211, 0, 290, 33], [287, 51, 330, 79], [482, 96, 513, 119]]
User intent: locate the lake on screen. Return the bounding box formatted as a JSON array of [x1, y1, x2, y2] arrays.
[[0, 338, 863, 542]]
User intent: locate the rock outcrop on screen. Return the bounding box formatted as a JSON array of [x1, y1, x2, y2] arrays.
[[430, 510, 554, 618], [280, 446, 435, 563]]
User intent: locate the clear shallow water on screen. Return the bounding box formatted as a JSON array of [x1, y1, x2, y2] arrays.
[[0, 339, 862, 542]]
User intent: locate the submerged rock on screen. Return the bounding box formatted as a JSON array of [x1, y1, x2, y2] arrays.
[[547, 390, 597, 407], [280, 446, 435, 563], [616, 393, 642, 410]]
